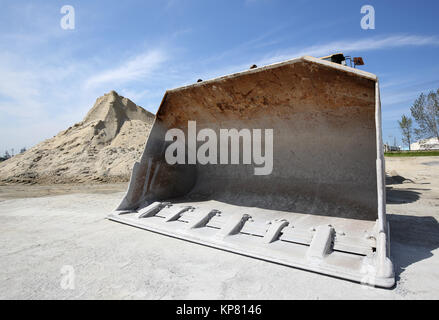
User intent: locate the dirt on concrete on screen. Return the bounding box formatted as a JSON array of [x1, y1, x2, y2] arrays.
[[0, 91, 154, 184], [0, 183, 128, 200], [0, 156, 438, 299]]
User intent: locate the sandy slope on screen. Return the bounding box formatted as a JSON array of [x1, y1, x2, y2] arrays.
[[0, 91, 154, 184]]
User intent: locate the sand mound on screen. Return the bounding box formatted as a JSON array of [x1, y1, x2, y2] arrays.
[[0, 91, 155, 184]]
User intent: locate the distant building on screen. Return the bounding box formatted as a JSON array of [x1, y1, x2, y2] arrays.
[[410, 137, 439, 151], [384, 144, 400, 152]]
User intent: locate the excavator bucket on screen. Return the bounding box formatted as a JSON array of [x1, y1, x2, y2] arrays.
[[108, 56, 394, 288]]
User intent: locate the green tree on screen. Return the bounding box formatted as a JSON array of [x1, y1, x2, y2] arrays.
[[410, 89, 439, 140], [398, 114, 413, 150]]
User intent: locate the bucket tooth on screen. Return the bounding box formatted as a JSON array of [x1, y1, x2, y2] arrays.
[[137, 201, 170, 218], [219, 214, 251, 237], [307, 225, 335, 259], [263, 219, 289, 244], [187, 209, 219, 229]]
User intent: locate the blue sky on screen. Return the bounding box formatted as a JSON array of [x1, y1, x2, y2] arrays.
[[0, 0, 438, 154]]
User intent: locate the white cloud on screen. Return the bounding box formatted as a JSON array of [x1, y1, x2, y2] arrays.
[[84, 50, 167, 89], [259, 34, 439, 65], [118, 88, 150, 103]]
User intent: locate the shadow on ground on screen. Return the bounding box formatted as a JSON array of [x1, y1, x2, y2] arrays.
[[388, 214, 439, 283], [385, 172, 424, 204], [386, 187, 422, 204], [386, 173, 439, 283], [386, 174, 411, 185]]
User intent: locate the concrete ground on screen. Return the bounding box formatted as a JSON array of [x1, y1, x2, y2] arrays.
[[0, 157, 438, 299]]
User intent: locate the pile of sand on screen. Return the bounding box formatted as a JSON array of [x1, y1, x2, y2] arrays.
[[0, 91, 155, 184]]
